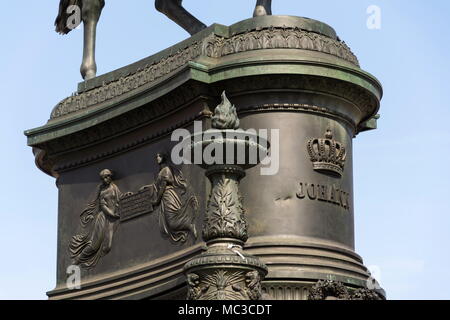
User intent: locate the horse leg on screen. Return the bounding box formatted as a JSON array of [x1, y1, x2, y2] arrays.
[[253, 0, 272, 17], [80, 0, 105, 80], [155, 0, 206, 36]]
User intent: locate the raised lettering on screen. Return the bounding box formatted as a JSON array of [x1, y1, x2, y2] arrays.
[[297, 181, 350, 211], [296, 182, 306, 199], [318, 184, 328, 201], [307, 183, 317, 200]]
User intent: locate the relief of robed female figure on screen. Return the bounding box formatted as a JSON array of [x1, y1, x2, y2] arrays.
[[69, 169, 122, 269], [141, 153, 199, 244]]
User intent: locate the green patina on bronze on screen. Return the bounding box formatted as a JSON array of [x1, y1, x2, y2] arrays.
[[25, 16, 382, 149]]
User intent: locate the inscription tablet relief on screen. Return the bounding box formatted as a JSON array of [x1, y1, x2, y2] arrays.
[[119, 187, 156, 222]]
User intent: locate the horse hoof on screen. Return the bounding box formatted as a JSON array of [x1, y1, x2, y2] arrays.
[[85, 71, 96, 80], [253, 5, 268, 17], [81, 67, 96, 80]]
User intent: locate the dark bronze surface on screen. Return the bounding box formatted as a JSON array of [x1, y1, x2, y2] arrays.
[[28, 15, 384, 300]]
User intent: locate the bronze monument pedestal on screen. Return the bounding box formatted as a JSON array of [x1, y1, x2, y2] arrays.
[[26, 15, 384, 300]]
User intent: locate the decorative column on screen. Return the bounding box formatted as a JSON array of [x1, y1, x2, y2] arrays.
[[183, 91, 268, 300]]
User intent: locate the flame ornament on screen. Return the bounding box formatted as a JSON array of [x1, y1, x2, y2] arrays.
[[211, 91, 240, 130]]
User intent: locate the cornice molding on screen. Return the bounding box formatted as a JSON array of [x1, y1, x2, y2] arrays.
[[49, 25, 360, 121]]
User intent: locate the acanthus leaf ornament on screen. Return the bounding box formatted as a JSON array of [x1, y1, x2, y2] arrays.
[[203, 176, 248, 242], [187, 269, 263, 301]]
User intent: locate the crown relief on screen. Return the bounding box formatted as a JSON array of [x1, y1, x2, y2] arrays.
[[307, 129, 347, 178]]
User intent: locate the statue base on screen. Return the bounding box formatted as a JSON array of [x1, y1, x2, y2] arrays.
[[26, 15, 384, 300]]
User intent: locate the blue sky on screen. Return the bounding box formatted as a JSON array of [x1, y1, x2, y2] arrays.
[[0, 0, 449, 299]]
